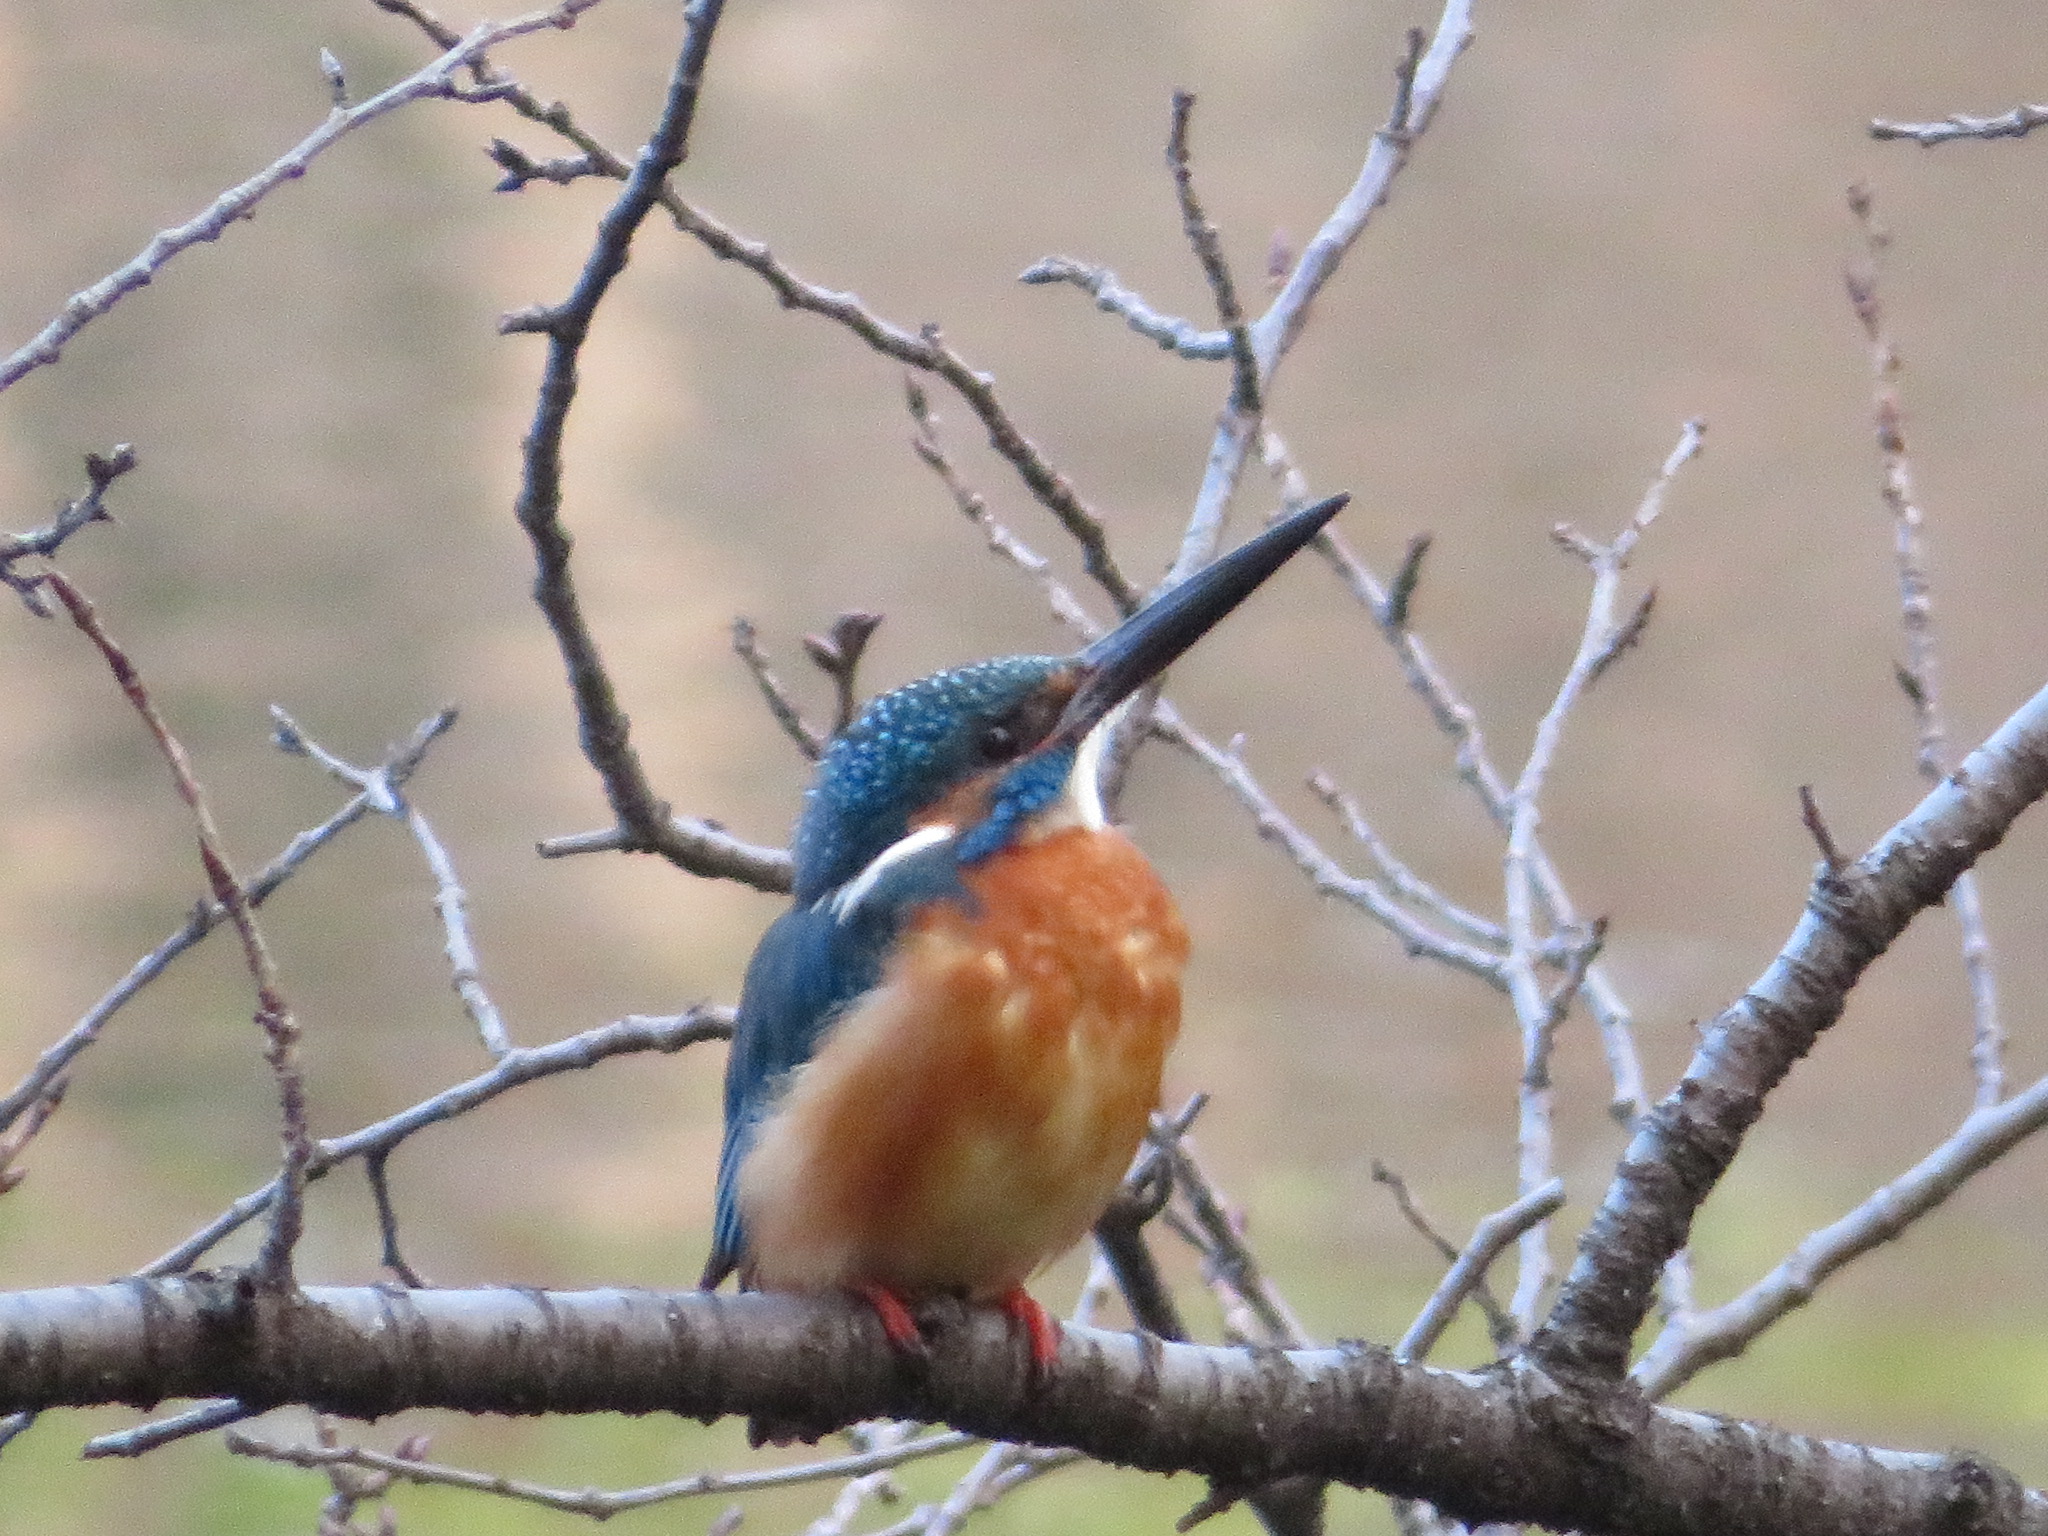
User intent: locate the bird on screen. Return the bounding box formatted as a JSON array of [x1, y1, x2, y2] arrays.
[[701, 491, 1349, 1374]]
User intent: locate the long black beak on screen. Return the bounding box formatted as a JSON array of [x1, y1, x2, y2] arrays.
[[1052, 491, 1349, 745]]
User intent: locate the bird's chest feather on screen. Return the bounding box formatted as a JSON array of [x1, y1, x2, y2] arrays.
[[737, 825, 1188, 1295]]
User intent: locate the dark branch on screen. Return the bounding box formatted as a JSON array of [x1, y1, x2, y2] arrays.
[[504, 0, 732, 876]]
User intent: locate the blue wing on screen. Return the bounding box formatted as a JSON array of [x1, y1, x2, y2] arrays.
[[700, 833, 968, 1288]]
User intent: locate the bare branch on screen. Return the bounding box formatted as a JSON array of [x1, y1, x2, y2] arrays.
[[1536, 677, 2048, 1381], [80, 1400, 254, 1459], [1166, 1137, 1311, 1350], [1798, 783, 1847, 874], [1397, 1179, 1566, 1363], [9, 1282, 2043, 1536], [41, 573, 311, 1289], [1152, 705, 1510, 987], [1016, 256, 1226, 357], [535, 818, 792, 890], [225, 1421, 976, 1518], [1633, 1065, 2048, 1399], [905, 379, 1105, 644], [802, 611, 884, 739], [1871, 103, 2048, 145], [0, 445, 135, 612], [1308, 770, 1506, 950], [1846, 183, 2002, 1105], [0, 709, 455, 1134], [732, 617, 827, 760], [1502, 423, 1702, 1328], [1373, 1162, 1517, 1352], [0, 3, 606, 394], [365, 1148, 428, 1289], [271, 706, 513, 1058], [1261, 423, 1653, 1126], [504, 0, 734, 884], [142, 1008, 732, 1276], [0, 1075, 66, 1196], [1167, 91, 1260, 417]]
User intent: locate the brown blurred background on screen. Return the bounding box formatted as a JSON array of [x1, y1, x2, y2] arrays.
[[3, 2, 2048, 1532]]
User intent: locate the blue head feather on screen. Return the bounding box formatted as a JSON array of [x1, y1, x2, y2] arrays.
[[789, 655, 1070, 904]]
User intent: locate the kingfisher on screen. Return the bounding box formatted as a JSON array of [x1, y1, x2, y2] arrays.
[[701, 492, 1349, 1370]]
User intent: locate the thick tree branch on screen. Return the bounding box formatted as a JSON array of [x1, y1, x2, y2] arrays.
[[1533, 679, 2048, 1381], [2, 1282, 2039, 1536]]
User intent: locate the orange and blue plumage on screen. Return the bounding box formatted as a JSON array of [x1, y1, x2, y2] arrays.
[[701, 492, 1348, 1365]]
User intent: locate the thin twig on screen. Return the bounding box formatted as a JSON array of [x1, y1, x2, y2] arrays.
[[41, 573, 312, 1289], [365, 1148, 428, 1288], [1501, 422, 1704, 1330], [905, 381, 1103, 644], [224, 1423, 977, 1517], [1016, 256, 1226, 356], [732, 618, 827, 760], [0, 1076, 66, 1195], [1153, 705, 1509, 988], [0, 3, 604, 393], [0, 709, 454, 1134], [1798, 785, 1846, 875], [1397, 1179, 1566, 1363], [802, 611, 884, 739], [371, 0, 1144, 618], [1870, 104, 2048, 146], [1260, 424, 1654, 1127], [1632, 1064, 2048, 1399], [1166, 1138, 1311, 1349], [0, 445, 135, 613], [502, 0, 744, 894], [1308, 770, 1506, 949], [1372, 1162, 1517, 1352], [1167, 91, 1260, 417], [141, 1008, 731, 1276], [80, 1400, 254, 1459], [271, 706, 513, 1058], [1846, 184, 2002, 1105]]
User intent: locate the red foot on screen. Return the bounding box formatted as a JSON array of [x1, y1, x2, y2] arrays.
[[851, 1283, 928, 1357], [996, 1286, 1062, 1375]]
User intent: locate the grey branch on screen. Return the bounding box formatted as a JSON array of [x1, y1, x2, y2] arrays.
[[1262, 424, 1652, 1126], [270, 707, 511, 1057], [0, 445, 136, 612], [1016, 257, 1228, 357], [535, 818, 792, 891], [41, 574, 312, 1290], [1870, 104, 2048, 145], [2, 1281, 2041, 1536], [0, 1, 606, 394], [1503, 420, 1702, 1329], [1632, 1064, 2048, 1399], [1397, 1178, 1567, 1364], [225, 1421, 975, 1519], [1535, 677, 2048, 1382], [141, 1008, 732, 1277], [0, 709, 455, 1135]]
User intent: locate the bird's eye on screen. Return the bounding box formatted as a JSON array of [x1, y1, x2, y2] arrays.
[[977, 722, 1020, 763]]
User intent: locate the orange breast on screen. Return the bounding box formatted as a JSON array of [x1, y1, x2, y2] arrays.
[[738, 825, 1188, 1297]]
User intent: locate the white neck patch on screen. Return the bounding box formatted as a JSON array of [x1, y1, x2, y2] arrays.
[[824, 822, 957, 924]]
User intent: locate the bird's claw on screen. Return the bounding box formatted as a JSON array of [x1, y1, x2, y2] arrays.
[[852, 1282, 930, 1359], [996, 1286, 1061, 1377]]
